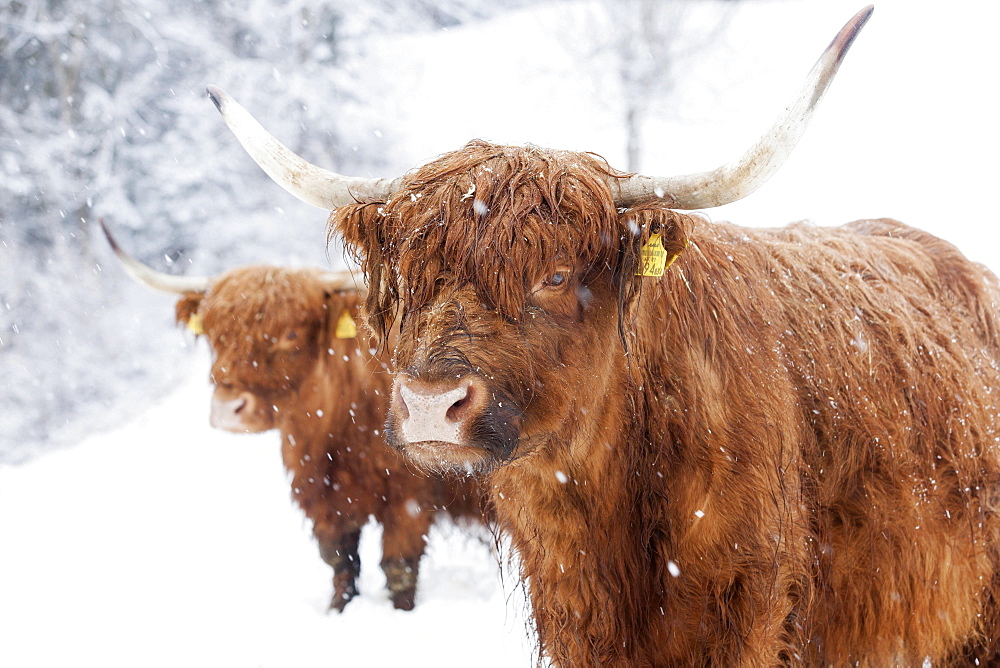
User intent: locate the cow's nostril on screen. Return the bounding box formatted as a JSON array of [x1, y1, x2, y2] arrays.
[[233, 398, 247, 415], [395, 384, 411, 420], [446, 383, 474, 423]]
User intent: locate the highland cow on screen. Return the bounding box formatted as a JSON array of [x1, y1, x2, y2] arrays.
[[103, 222, 485, 612], [209, 6, 1000, 665]]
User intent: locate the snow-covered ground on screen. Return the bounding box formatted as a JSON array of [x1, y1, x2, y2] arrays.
[[2, 1, 998, 666], [0, 348, 533, 667]]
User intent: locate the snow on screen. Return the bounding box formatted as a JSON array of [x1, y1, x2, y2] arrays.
[[2, 0, 998, 666], [0, 349, 532, 667]]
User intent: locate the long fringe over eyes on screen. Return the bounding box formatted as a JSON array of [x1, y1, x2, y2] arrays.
[[330, 141, 658, 344]]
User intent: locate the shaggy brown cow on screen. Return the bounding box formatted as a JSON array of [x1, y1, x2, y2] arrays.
[[102, 222, 485, 612], [209, 6, 1000, 665]]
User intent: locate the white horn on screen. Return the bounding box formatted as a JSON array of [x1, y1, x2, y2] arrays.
[[612, 5, 874, 209], [206, 85, 403, 210], [100, 219, 211, 294]]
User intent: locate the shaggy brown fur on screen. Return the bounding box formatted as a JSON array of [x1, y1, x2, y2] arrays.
[[328, 140, 1000, 664], [174, 266, 485, 611]]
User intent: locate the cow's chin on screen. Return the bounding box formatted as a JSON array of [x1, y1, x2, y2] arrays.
[[393, 438, 499, 476], [209, 406, 275, 434], [212, 421, 272, 435]]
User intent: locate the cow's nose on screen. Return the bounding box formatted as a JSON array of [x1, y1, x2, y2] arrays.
[[210, 391, 257, 432], [395, 378, 478, 445]]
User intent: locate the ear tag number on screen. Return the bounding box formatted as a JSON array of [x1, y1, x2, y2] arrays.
[[335, 309, 358, 339], [187, 312, 204, 335], [638, 232, 668, 277]]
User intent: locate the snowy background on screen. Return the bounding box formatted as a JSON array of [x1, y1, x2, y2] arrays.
[[1, 0, 998, 666]]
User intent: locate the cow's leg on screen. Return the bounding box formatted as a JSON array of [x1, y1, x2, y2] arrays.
[[317, 527, 362, 612], [379, 503, 433, 611]]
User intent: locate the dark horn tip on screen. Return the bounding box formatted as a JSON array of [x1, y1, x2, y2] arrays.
[[828, 4, 875, 65], [857, 5, 875, 29], [852, 5, 875, 33], [205, 85, 223, 112], [98, 217, 121, 253]]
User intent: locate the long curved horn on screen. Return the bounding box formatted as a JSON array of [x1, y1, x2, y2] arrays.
[[100, 219, 211, 294], [319, 269, 369, 297], [612, 5, 873, 209], [206, 85, 404, 210]]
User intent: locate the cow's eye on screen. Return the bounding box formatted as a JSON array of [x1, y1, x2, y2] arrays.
[[531, 269, 573, 296], [271, 328, 306, 352], [544, 273, 566, 288]]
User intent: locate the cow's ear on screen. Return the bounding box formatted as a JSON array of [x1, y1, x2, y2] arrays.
[[175, 293, 206, 335], [323, 289, 363, 342], [610, 206, 692, 349], [328, 203, 394, 345], [619, 205, 691, 281]]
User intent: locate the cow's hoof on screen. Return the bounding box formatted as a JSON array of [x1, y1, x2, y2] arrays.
[[329, 575, 359, 613], [390, 589, 416, 611], [383, 557, 419, 611]]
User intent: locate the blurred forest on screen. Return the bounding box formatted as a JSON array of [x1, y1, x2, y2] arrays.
[[0, 0, 542, 462], [7, 0, 994, 471]]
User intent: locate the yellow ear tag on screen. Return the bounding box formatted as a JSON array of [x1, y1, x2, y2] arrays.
[[187, 312, 204, 335], [637, 232, 669, 277], [335, 309, 358, 339]]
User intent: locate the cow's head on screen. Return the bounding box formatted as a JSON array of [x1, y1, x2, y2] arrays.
[[175, 266, 364, 433], [101, 221, 364, 433], [208, 7, 872, 469], [326, 142, 692, 472]]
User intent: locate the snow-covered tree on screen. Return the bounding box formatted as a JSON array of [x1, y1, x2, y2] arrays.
[[0, 0, 536, 461], [583, 0, 738, 171]]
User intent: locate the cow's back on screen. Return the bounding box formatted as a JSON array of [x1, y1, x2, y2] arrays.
[[653, 217, 1000, 662]]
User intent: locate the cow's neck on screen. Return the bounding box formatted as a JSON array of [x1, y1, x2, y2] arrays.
[[280, 346, 388, 466], [488, 353, 663, 663]]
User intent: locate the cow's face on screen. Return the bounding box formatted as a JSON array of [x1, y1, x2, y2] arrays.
[[330, 142, 688, 473], [175, 267, 341, 433]]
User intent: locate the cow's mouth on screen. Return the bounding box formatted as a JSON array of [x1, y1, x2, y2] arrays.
[[385, 422, 521, 474], [397, 439, 496, 475]]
